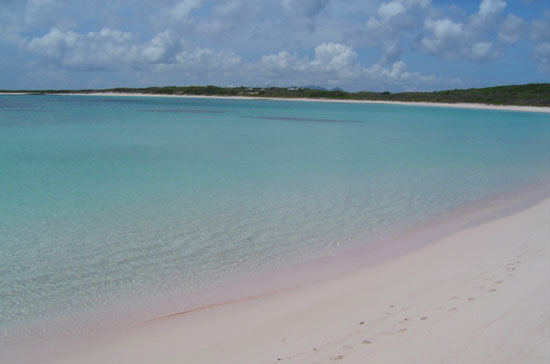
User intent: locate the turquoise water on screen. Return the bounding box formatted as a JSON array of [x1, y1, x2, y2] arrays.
[[1, 95, 549, 342]]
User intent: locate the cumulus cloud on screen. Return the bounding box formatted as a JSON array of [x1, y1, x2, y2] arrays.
[[258, 43, 359, 81], [359, 0, 532, 64], [530, 11, 550, 42], [1, 0, 548, 90], [27, 28, 133, 70], [478, 0, 506, 18], [361, 0, 430, 64], [260, 51, 299, 72], [364, 60, 438, 88], [168, 0, 202, 22], [256, 42, 440, 90], [311, 43, 357, 69], [421, 18, 499, 60], [378, 2, 406, 19], [497, 14, 523, 43], [530, 11, 550, 73], [532, 42, 550, 73], [26, 27, 241, 76], [420, 0, 512, 61]]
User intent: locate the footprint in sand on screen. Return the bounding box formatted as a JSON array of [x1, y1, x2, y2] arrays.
[[380, 328, 407, 336]]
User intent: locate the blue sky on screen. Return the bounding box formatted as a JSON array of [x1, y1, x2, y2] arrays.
[[0, 0, 549, 91]]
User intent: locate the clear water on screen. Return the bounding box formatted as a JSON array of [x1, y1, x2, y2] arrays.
[[1, 95, 549, 342]]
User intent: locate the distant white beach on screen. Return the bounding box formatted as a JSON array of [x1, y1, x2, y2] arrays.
[[79, 92, 550, 113], [2, 92, 549, 113]]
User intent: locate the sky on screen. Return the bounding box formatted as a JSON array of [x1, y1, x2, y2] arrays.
[[0, 0, 549, 92]]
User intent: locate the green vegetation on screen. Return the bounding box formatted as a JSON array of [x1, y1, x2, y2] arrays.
[[2, 83, 549, 107]]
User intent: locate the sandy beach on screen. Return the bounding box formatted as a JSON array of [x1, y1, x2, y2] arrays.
[[3, 92, 549, 113], [20, 193, 544, 364]]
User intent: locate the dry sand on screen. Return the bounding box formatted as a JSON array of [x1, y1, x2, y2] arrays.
[[39, 197, 549, 364]]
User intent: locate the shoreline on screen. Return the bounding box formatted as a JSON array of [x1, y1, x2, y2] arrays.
[[52, 197, 550, 364], [2, 91, 550, 113], [5, 181, 549, 363]]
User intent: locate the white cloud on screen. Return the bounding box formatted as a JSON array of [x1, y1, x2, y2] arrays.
[[361, 0, 430, 64], [421, 18, 464, 58], [168, 0, 202, 21], [530, 13, 550, 42], [529, 11, 550, 73], [257, 43, 360, 81], [255, 43, 440, 90], [173, 48, 241, 73], [421, 13, 501, 61], [478, 0, 506, 18], [27, 28, 137, 69], [311, 43, 357, 69], [363, 60, 439, 91], [378, 2, 406, 19], [139, 31, 181, 63], [25, 27, 240, 76], [497, 14, 523, 43], [360, 0, 524, 64], [425, 18, 463, 40], [532, 42, 550, 73], [470, 42, 493, 59], [2, 0, 548, 90], [261, 51, 298, 71]]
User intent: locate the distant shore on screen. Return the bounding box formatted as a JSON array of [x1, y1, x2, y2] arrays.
[[2, 91, 550, 113]]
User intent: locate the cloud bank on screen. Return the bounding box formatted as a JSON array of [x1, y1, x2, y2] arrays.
[[1, 0, 549, 91]]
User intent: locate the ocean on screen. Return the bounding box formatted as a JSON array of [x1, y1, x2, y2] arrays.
[[1, 94, 548, 345]]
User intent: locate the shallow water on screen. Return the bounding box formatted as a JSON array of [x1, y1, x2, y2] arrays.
[[1, 95, 549, 343]]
